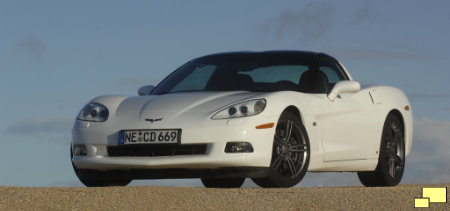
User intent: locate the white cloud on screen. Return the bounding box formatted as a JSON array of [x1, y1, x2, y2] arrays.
[[352, 0, 379, 25], [263, 0, 383, 45], [265, 2, 337, 43], [7, 117, 73, 134], [15, 36, 46, 60], [406, 93, 450, 102], [403, 118, 450, 184], [413, 118, 450, 147], [6, 117, 73, 143]]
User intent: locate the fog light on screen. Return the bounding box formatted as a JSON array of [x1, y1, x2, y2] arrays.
[[74, 145, 87, 156], [225, 142, 253, 153]]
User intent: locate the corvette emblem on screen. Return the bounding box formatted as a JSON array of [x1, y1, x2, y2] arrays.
[[145, 118, 163, 123]]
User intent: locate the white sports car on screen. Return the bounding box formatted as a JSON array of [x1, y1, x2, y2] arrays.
[[71, 51, 413, 188]]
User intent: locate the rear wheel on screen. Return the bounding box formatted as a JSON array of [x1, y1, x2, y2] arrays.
[[201, 178, 245, 188], [358, 114, 405, 187], [70, 147, 131, 187], [252, 111, 310, 188]]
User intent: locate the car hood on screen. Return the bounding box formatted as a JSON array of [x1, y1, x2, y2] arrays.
[[114, 91, 264, 122]]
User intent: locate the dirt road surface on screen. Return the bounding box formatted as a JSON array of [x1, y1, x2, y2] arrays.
[[0, 184, 448, 210]]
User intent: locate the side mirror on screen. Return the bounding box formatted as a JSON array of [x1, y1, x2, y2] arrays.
[[328, 81, 361, 101], [138, 85, 155, 96]]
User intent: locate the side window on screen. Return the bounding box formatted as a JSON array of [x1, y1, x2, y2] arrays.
[[170, 65, 216, 92], [319, 60, 346, 90]]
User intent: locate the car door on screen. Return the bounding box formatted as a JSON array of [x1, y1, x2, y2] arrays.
[[313, 59, 377, 161]]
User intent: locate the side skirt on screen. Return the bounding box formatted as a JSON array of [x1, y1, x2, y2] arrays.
[[308, 158, 378, 172]]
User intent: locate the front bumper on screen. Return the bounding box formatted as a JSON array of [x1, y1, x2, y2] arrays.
[[76, 167, 270, 180], [72, 152, 270, 170], [71, 115, 277, 174]]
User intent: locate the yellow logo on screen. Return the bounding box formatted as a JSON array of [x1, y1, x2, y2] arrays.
[[415, 187, 447, 208]]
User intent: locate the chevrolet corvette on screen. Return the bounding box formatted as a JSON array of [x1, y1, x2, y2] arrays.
[[71, 51, 413, 188]]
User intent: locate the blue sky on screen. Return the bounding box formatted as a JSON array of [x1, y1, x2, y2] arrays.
[[1, 0, 449, 187]]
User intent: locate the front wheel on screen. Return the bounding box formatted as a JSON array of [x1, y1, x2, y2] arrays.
[[357, 114, 405, 187], [252, 111, 310, 188], [70, 147, 131, 187], [201, 178, 245, 188], [75, 170, 132, 187]]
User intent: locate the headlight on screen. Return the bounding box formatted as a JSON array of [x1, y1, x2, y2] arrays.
[[211, 99, 266, 120], [77, 103, 109, 122]]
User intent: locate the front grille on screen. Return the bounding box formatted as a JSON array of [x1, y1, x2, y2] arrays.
[[107, 144, 207, 157]]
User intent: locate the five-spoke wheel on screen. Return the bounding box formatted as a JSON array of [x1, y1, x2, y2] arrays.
[[358, 114, 405, 186], [252, 111, 310, 187]]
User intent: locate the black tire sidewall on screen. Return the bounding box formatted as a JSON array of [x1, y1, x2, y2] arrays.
[[71, 146, 131, 187], [375, 114, 405, 186], [266, 111, 310, 187]]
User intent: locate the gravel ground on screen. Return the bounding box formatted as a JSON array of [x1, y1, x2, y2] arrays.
[[0, 184, 448, 210]]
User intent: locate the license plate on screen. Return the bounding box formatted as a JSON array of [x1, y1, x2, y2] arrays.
[[119, 129, 180, 145]]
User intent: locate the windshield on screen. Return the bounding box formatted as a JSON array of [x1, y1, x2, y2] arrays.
[[151, 53, 314, 95]]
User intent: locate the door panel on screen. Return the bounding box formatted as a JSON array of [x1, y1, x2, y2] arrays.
[[317, 92, 377, 161]]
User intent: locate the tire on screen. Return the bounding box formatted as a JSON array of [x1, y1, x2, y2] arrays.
[[75, 170, 132, 187], [358, 114, 405, 187], [201, 178, 245, 188], [70, 147, 131, 187], [252, 111, 310, 188]]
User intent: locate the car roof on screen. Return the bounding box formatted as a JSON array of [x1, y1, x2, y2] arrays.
[[194, 50, 336, 61]]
